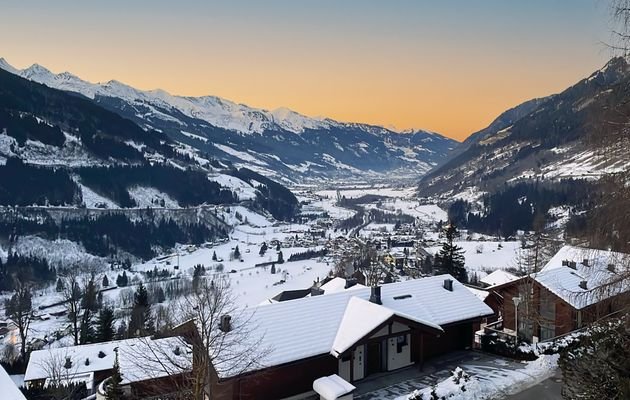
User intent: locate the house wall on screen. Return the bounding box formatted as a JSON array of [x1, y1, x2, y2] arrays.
[[213, 320, 481, 400], [353, 345, 365, 380], [224, 354, 338, 400], [386, 333, 412, 370]]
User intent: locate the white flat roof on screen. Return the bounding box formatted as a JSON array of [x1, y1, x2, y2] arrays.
[[313, 374, 355, 400]]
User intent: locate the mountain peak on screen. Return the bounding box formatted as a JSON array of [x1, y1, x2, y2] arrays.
[[0, 57, 18, 74]]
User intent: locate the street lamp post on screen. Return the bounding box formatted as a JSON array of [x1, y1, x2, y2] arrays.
[[512, 296, 522, 340]]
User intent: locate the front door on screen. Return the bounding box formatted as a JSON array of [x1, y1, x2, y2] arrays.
[[366, 341, 383, 375]]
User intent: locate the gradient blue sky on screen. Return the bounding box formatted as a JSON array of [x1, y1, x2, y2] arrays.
[[0, 0, 613, 139]]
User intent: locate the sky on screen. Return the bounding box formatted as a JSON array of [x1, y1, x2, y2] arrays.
[[0, 0, 614, 140]]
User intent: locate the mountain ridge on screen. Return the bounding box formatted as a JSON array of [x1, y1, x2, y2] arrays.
[[419, 57, 630, 200], [0, 57, 457, 182]]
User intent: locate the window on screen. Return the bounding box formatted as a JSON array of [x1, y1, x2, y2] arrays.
[[396, 335, 408, 353]]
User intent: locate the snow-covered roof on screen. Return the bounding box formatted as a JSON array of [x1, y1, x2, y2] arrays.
[[225, 275, 492, 378], [481, 270, 519, 287], [466, 286, 490, 302], [25, 336, 191, 385], [320, 277, 366, 294], [313, 374, 355, 400], [534, 245, 629, 310], [0, 365, 26, 400]]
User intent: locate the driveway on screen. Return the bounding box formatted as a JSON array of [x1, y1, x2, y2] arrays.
[[355, 351, 529, 400], [502, 369, 563, 400]]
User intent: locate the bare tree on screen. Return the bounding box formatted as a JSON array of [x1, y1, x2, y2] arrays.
[[4, 281, 33, 361], [36, 350, 86, 400], [60, 270, 83, 346], [154, 277, 270, 400]]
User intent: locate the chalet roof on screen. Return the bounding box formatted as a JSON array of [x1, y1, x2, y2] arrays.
[[534, 245, 629, 310], [481, 270, 519, 287], [224, 274, 493, 378], [320, 277, 366, 294], [25, 336, 191, 385], [0, 364, 26, 400], [466, 286, 490, 302]]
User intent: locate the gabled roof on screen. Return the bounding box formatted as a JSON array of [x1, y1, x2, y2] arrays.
[[481, 270, 519, 287], [0, 364, 26, 400], [223, 275, 493, 378], [25, 336, 191, 385], [534, 245, 629, 309], [330, 297, 441, 357]]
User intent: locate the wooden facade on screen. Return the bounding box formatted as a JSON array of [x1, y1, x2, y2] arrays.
[[210, 317, 482, 400], [492, 278, 629, 341]]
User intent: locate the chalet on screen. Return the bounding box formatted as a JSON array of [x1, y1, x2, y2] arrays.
[[479, 270, 518, 288], [490, 245, 629, 341], [24, 336, 191, 399], [209, 274, 493, 399]]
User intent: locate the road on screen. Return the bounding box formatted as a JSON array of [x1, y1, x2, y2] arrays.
[[504, 369, 563, 400]]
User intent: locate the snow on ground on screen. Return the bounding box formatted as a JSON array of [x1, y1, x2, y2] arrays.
[[396, 355, 559, 400], [78, 183, 119, 208], [13, 236, 107, 270], [310, 197, 356, 220], [209, 174, 258, 201], [316, 186, 417, 200], [360, 223, 396, 236], [133, 212, 333, 308], [365, 200, 447, 223], [128, 185, 179, 208], [214, 143, 266, 165], [220, 205, 274, 227], [425, 241, 521, 275]]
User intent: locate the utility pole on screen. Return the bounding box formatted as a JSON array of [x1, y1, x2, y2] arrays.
[[512, 296, 521, 340]]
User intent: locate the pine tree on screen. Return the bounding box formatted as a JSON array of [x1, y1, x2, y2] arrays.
[[271, 264, 276, 274], [105, 349, 125, 400], [80, 278, 99, 344], [55, 277, 64, 292], [212, 251, 217, 261], [277, 250, 284, 264], [102, 275, 109, 287], [233, 245, 241, 260], [96, 306, 116, 343], [259, 242, 267, 256], [129, 283, 153, 337], [435, 223, 467, 283]]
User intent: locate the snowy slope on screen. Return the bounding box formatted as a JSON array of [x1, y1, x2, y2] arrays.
[[0, 58, 457, 181]]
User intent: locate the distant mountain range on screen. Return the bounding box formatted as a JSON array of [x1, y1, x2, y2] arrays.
[[0, 58, 457, 183], [419, 57, 630, 200]]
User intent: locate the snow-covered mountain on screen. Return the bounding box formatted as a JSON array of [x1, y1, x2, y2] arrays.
[[0, 58, 457, 182], [419, 57, 630, 200]]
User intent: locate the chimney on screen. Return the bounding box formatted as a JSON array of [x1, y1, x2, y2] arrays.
[[607, 264, 616, 273], [369, 286, 382, 305], [311, 287, 324, 296], [443, 279, 453, 292], [579, 280, 588, 290], [582, 258, 589, 267], [345, 278, 358, 289], [219, 314, 232, 332]]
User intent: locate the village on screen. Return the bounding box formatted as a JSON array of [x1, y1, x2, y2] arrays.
[[1, 185, 627, 400]]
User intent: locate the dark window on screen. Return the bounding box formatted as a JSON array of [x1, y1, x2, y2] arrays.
[[396, 335, 408, 353]]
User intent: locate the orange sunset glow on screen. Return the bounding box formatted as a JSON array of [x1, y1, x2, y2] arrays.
[[0, 0, 611, 140]]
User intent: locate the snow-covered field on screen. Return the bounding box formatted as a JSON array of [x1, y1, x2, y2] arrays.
[[425, 240, 521, 276]]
